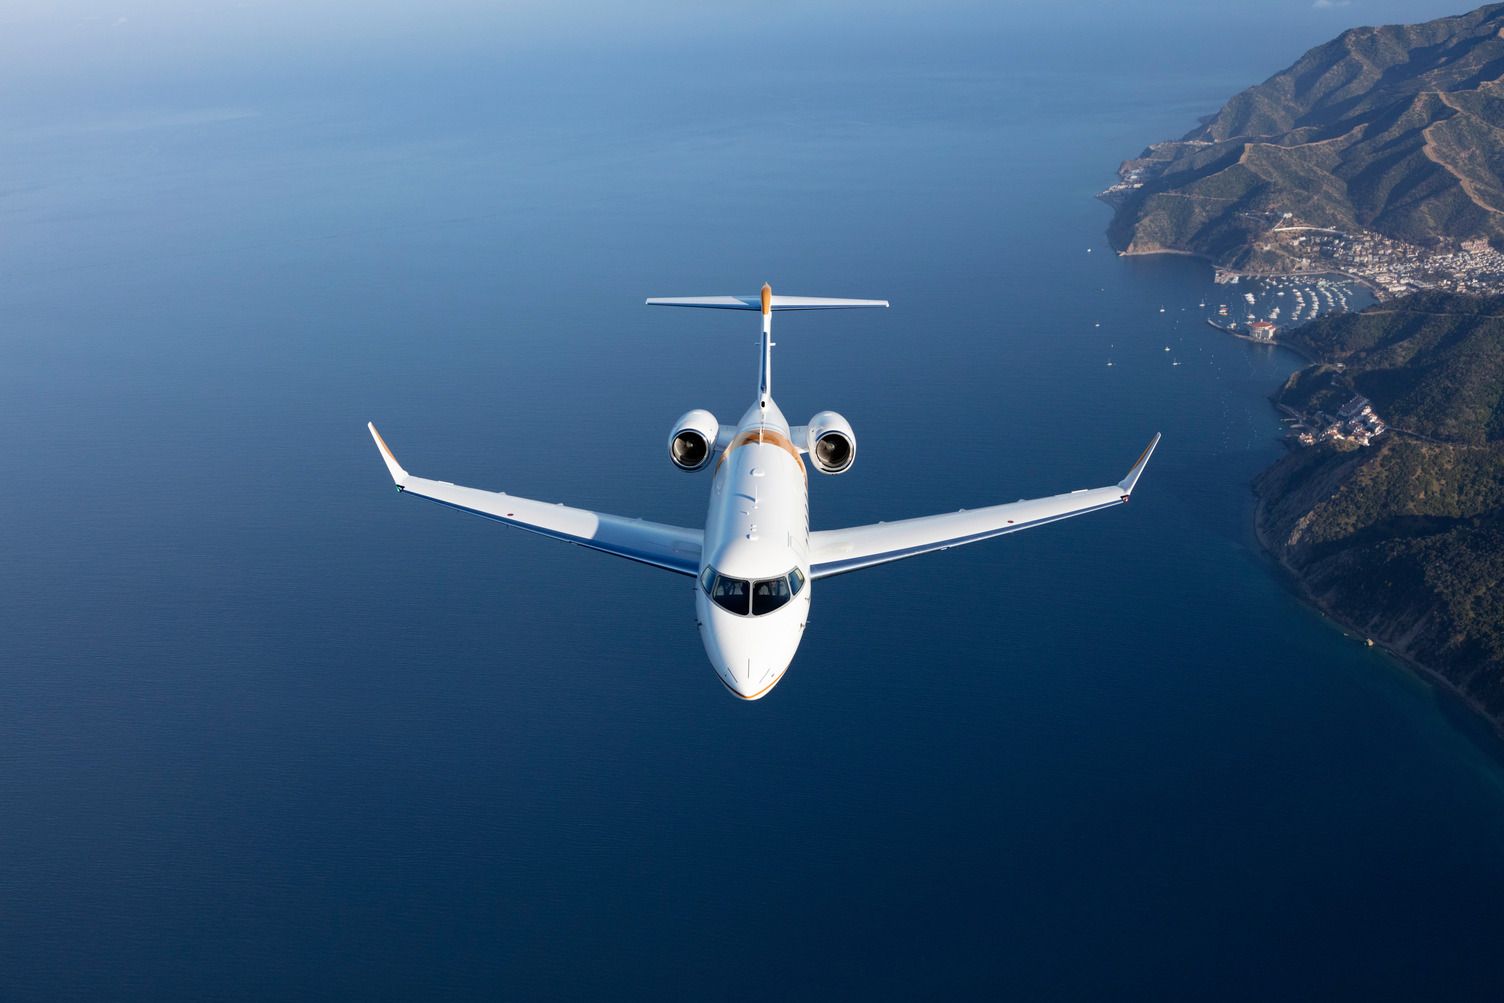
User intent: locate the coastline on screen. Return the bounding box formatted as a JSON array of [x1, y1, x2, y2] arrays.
[[1114, 241, 1336, 364], [1252, 486, 1504, 742], [1202, 318, 1317, 362], [1115, 241, 1503, 739], [1113, 242, 1392, 304]]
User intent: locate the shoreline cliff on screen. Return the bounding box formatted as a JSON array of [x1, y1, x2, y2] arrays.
[[1248, 295, 1504, 733]]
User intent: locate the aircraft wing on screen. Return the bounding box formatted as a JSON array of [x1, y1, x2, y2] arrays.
[[367, 423, 703, 576], [808, 434, 1160, 579]]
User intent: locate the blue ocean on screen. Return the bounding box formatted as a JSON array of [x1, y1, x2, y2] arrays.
[[3, 2, 1503, 998]]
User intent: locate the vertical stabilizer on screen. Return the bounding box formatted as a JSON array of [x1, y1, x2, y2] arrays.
[[759, 282, 773, 401]]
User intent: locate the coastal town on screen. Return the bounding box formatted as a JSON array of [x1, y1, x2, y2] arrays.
[[1244, 217, 1504, 298], [1281, 390, 1388, 449], [1101, 165, 1504, 298]]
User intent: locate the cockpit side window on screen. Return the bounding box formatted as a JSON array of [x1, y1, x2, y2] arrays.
[[788, 568, 805, 596], [710, 574, 751, 615], [700, 566, 716, 593], [751, 576, 791, 616]]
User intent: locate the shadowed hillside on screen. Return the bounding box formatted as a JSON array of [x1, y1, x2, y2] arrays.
[[1255, 294, 1504, 724]]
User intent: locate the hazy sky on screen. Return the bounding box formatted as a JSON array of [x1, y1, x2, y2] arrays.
[[0, 1, 1481, 158], [0, 0, 1479, 90]]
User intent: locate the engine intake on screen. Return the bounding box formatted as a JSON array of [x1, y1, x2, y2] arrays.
[[668, 409, 720, 471], [806, 411, 856, 475]]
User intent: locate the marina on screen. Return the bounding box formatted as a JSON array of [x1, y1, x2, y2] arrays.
[[1196, 274, 1371, 349]]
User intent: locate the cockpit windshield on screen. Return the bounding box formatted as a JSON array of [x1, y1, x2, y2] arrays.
[[710, 575, 750, 615], [752, 576, 791, 615], [703, 566, 804, 617]]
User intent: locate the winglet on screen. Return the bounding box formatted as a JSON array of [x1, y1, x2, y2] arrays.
[[1117, 433, 1161, 498], [368, 422, 409, 487]]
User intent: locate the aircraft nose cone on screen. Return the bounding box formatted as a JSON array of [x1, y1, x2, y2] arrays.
[[699, 602, 798, 701], [721, 660, 781, 700], [718, 658, 785, 701]]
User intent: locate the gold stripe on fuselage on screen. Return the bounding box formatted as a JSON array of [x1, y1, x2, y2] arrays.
[[715, 428, 806, 479], [715, 666, 788, 701]]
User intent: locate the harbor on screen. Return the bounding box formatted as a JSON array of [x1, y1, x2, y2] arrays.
[[1199, 274, 1371, 352]]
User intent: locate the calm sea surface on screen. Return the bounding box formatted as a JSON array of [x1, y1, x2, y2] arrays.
[[3, 4, 1502, 999]]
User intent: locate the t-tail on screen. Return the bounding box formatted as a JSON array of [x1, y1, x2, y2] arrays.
[[646, 283, 889, 400]]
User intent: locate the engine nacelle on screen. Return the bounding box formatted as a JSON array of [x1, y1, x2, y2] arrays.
[[805, 411, 856, 475], [668, 409, 720, 471]]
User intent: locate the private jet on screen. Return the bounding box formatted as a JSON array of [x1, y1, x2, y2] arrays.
[[368, 284, 1159, 700]]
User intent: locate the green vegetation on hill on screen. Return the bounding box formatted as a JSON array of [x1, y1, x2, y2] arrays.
[[1105, 4, 1504, 264], [1286, 293, 1504, 442], [1255, 293, 1504, 723]]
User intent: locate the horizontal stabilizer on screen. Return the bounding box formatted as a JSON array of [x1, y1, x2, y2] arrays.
[[646, 294, 888, 311]]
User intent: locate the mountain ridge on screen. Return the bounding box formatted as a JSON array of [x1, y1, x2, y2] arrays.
[[1103, 4, 1504, 293]]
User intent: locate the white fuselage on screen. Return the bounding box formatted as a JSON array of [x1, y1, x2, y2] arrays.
[[695, 397, 811, 700]]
